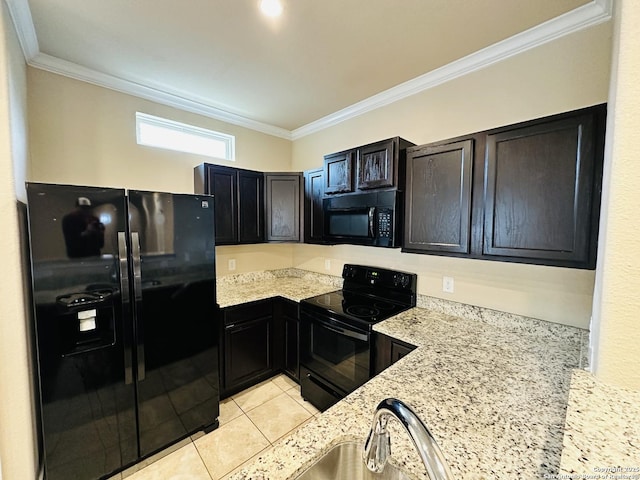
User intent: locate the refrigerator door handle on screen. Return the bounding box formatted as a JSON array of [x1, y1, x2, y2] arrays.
[[118, 232, 133, 385], [131, 232, 145, 381]]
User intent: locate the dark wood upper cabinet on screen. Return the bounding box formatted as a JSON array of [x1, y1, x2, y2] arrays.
[[356, 139, 396, 190], [323, 150, 353, 194], [265, 173, 302, 242], [404, 139, 474, 254], [208, 166, 238, 245], [237, 169, 265, 244], [303, 168, 325, 244], [194, 164, 264, 245], [402, 104, 605, 269], [323, 137, 415, 195], [356, 137, 414, 191], [483, 110, 601, 266]]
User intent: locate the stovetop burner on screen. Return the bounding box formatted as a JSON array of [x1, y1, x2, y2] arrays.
[[301, 290, 409, 326], [300, 264, 417, 330], [345, 304, 380, 318]]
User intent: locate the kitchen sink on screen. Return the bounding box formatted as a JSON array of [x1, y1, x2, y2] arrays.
[[293, 441, 414, 480]]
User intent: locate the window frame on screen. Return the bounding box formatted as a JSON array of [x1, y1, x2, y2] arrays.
[[135, 112, 235, 161]]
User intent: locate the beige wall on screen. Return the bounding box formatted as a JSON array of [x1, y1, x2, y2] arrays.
[[591, 0, 640, 390], [0, 2, 38, 480], [291, 22, 613, 171], [27, 69, 292, 193], [25, 22, 613, 329], [291, 22, 612, 329], [216, 243, 294, 276]]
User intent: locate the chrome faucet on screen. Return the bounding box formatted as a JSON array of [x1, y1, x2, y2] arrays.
[[363, 398, 454, 480]]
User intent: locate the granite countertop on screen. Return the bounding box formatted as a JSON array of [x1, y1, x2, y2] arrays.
[[219, 270, 639, 479], [228, 304, 588, 479], [216, 269, 341, 308], [559, 369, 640, 476]]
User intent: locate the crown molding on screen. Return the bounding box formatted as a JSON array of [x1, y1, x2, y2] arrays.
[[291, 0, 612, 140], [28, 53, 293, 140], [6, 0, 611, 142], [4, 0, 39, 59]]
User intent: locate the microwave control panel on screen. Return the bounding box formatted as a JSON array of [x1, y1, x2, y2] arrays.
[[377, 208, 393, 238]]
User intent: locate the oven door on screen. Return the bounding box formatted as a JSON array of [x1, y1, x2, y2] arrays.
[[299, 309, 371, 402]]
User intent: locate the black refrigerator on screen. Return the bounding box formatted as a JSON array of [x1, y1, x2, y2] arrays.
[[25, 182, 220, 480]]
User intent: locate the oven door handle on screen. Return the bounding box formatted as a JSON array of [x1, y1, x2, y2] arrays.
[[319, 322, 369, 342]]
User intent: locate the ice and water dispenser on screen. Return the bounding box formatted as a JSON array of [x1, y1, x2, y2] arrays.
[[55, 289, 116, 355]]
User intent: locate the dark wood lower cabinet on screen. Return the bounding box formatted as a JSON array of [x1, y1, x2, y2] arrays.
[[220, 297, 300, 398], [373, 333, 416, 375], [274, 297, 300, 381], [220, 299, 273, 397], [224, 316, 271, 391]]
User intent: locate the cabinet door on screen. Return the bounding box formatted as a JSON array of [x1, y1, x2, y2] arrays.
[[390, 341, 414, 364], [224, 316, 272, 391], [404, 139, 473, 254], [281, 300, 299, 381], [303, 168, 324, 243], [266, 174, 301, 242], [272, 298, 299, 381], [484, 113, 597, 265], [373, 333, 416, 375], [323, 150, 353, 194], [238, 170, 264, 244], [206, 166, 238, 245], [356, 139, 395, 190]]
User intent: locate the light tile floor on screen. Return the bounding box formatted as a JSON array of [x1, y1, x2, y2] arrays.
[[118, 374, 320, 480]]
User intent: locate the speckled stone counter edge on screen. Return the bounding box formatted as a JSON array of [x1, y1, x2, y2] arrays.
[[217, 268, 605, 480], [559, 369, 640, 475], [218, 268, 589, 360]]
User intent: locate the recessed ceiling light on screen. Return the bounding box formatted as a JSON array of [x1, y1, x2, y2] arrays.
[[260, 0, 283, 17]]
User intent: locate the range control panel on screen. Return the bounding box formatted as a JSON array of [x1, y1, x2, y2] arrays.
[[342, 264, 417, 294]]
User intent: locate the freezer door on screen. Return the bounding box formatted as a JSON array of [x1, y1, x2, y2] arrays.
[[25, 183, 137, 480], [127, 191, 219, 457]]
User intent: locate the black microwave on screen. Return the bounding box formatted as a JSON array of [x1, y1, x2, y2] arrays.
[[322, 191, 401, 247]]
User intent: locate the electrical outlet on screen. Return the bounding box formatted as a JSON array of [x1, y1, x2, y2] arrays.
[[442, 276, 454, 293], [324, 259, 331, 271], [228, 259, 236, 271]]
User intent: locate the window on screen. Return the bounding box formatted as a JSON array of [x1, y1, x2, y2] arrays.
[[135, 112, 235, 161]]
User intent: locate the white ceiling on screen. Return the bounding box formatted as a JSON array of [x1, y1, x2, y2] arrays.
[[8, 0, 611, 138]]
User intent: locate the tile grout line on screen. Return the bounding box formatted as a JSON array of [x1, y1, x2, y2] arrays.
[[127, 375, 307, 480]]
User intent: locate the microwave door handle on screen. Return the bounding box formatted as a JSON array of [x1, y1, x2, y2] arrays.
[[368, 207, 375, 238]]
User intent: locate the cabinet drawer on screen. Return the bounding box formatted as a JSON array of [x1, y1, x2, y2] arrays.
[[223, 299, 273, 326]]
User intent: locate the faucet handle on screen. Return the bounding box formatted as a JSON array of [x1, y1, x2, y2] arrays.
[[363, 398, 454, 480], [363, 416, 391, 473]]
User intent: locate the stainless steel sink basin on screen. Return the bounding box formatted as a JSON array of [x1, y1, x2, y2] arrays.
[[294, 441, 414, 480]]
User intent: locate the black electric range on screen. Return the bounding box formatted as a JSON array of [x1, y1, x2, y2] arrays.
[[299, 264, 417, 411], [301, 263, 417, 327], [300, 289, 414, 330]]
